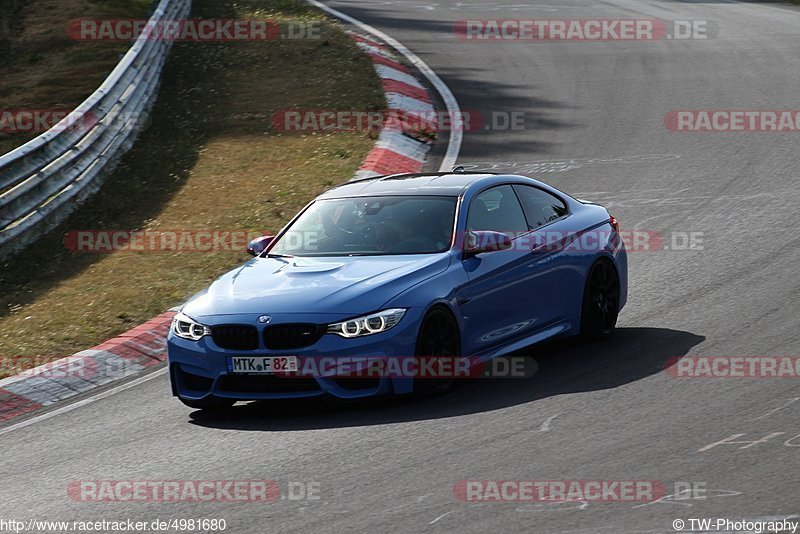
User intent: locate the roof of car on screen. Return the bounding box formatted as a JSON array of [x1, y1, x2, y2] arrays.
[[317, 172, 504, 198]]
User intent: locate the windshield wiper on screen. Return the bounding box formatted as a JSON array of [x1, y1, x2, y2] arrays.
[[264, 253, 294, 259]]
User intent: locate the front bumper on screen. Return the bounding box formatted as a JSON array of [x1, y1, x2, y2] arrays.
[[167, 309, 423, 401]]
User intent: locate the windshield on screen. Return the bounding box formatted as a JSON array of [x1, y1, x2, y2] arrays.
[[269, 195, 458, 256]]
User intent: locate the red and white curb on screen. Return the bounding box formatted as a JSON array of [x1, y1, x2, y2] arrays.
[[350, 32, 437, 181], [306, 0, 462, 172], [0, 311, 174, 423]]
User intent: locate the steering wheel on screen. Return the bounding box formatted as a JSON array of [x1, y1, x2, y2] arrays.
[[354, 221, 378, 244]]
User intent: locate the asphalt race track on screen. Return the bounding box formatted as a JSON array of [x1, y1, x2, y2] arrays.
[[2, 1, 800, 532]]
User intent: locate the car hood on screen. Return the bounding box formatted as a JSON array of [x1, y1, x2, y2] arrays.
[[182, 254, 451, 318]]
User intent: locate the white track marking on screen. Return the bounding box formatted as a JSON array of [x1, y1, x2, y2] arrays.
[[749, 397, 800, 421], [429, 510, 456, 524], [304, 0, 463, 170], [0, 367, 167, 437], [515, 500, 589, 513], [538, 413, 561, 432]]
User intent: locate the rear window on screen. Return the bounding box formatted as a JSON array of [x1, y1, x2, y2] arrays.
[[512, 185, 568, 229]]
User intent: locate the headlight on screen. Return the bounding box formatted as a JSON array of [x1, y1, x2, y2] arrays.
[[171, 312, 211, 341], [327, 309, 406, 338]]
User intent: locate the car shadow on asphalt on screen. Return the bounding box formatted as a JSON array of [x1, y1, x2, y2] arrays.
[[187, 326, 704, 431]]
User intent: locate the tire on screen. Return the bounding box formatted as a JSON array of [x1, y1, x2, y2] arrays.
[[414, 306, 461, 396], [178, 395, 235, 410], [580, 259, 621, 340]]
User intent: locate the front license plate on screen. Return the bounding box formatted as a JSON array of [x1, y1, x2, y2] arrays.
[[228, 356, 298, 374]]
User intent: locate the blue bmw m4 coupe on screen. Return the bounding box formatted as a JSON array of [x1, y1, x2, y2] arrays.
[[168, 172, 627, 408]]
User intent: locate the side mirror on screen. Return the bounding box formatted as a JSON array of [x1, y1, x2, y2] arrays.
[[463, 230, 512, 257], [247, 235, 274, 256]]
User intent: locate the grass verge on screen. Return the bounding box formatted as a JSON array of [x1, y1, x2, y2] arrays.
[[0, 0, 153, 154], [0, 0, 384, 373]]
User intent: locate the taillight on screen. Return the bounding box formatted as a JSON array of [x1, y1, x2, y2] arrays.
[[608, 215, 619, 232]]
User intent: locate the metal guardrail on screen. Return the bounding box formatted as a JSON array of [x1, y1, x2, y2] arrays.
[[0, 0, 192, 260]]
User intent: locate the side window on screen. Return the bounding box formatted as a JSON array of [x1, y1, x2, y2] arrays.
[[467, 185, 528, 235], [513, 185, 568, 229]]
